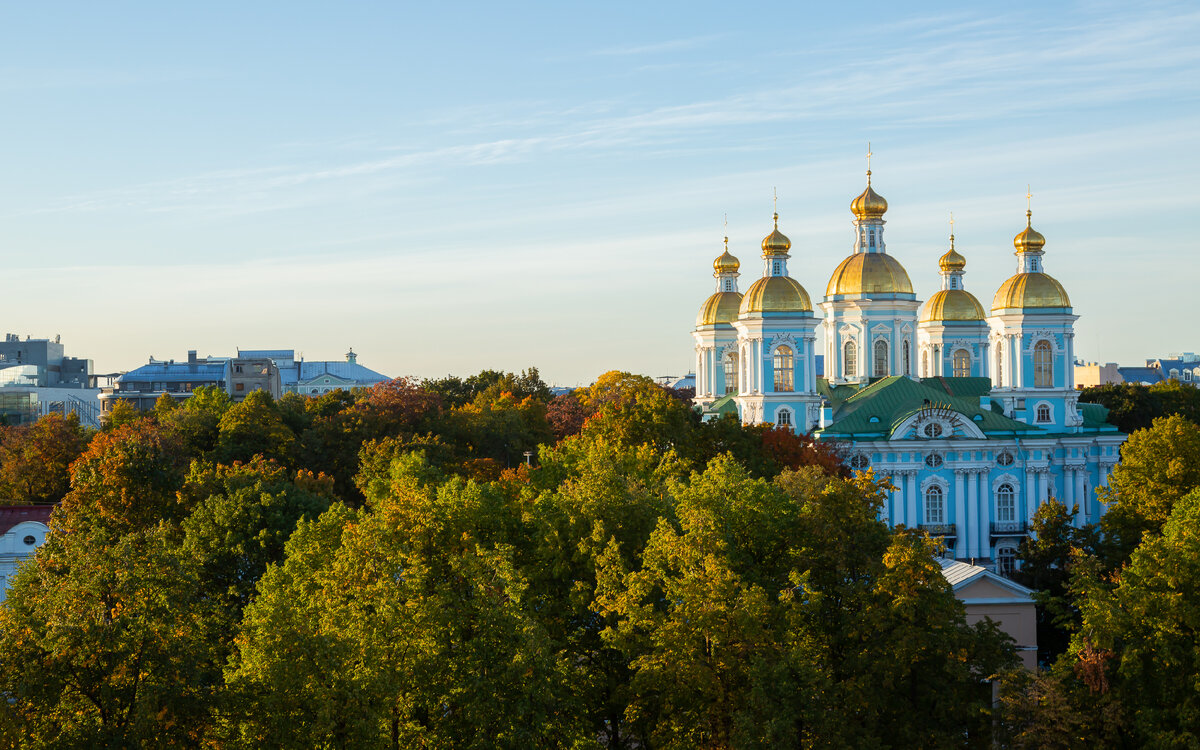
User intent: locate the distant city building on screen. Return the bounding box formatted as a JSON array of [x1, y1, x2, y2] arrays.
[[238, 349, 389, 395], [102, 347, 389, 413], [0, 505, 52, 602], [0, 333, 102, 426], [1074, 361, 1122, 388], [1072, 353, 1200, 388]]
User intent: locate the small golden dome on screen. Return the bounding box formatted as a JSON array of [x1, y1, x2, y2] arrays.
[[920, 289, 985, 322], [826, 252, 914, 297], [992, 272, 1071, 311], [939, 245, 966, 272], [761, 213, 791, 256], [713, 240, 740, 275], [851, 181, 888, 220], [739, 276, 812, 314], [697, 291, 743, 326], [1014, 211, 1046, 253]]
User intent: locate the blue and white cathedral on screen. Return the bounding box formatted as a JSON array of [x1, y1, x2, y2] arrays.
[[691, 167, 1125, 571]]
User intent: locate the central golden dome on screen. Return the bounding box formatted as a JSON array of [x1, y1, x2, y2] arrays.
[[826, 253, 914, 297], [739, 276, 812, 314], [992, 273, 1071, 311], [851, 180, 888, 220], [921, 289, 985, 322], [697, 291, 743, 325]]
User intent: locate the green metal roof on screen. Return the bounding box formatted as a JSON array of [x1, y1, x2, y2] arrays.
[[702, 394, 740, 417], [816, 376, 1037, 439]]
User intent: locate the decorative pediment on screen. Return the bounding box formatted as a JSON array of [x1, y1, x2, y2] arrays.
[[890, 404, 987, 441]]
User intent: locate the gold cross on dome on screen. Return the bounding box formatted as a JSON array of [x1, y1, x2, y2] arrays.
[[1026, 185, 1032, 210], [949, 211, 954, 233], [866, 142, 872, 171]]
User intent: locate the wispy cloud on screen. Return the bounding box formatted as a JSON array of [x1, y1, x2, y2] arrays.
[[592, 34, 725, 57]]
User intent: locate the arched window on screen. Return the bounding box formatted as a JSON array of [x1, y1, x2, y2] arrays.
[[996, 484, 1016, 522], [924, 485, 945, 524], [952, 349, 971, 378], [903, 342, 911, 376], [776, 408, 793, 428], [873, 339, 889, 378], [723, 352, 738, 396], [1036, 403, 1051, 423], [921, 350, 929, 377], [844, 340, 857, 378], [997, 545, 1017, 577], [1034, 340, 1053, 387], [773, 346, 794, 392]]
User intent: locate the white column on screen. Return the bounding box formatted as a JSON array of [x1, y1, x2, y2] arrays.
[[966, 470, 979, 559], [1025, 468, 1036, 522], [1064, 467, 1075, 519], [979, 472, 991, 559], [1013, 335, 1024, 388], [1076, 469, 1088, 525], [906, 472, 918, 528], [954, 471, 967, 559], [1066, 333, 1075, 389], [892, 476, 904, 527]]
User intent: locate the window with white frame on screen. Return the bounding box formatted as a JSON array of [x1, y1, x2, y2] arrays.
[[1036, 403, 1051, 423], [873, 339, 888, 377], [921, 349, 929, 377], [903, 343, 911, 376], [844, 340, 857, 378], [996, 484, 1016, 521], [776, 408, 792, 428], [773, 346, 794, 392], [1034, 340, 1053, 387], [924, 485, 945, 524], [953, 348, 971, 378], [724, 352, 738, 396]]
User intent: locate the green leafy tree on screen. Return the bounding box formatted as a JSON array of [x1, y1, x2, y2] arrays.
[[61, 419, 188, 533], [226, 457, 587, 748], [1013, 499, 1100, 664], [0, 412, 91, 505], [0, 523, 221, 746], [1064, 488, 1200, 746], [1100, 414, 1200, 564], [216, 390, 295, 465], [158, 385, 232, 459]]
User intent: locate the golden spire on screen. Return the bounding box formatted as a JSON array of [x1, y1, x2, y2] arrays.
[[714, 217, 740, 275], [866, 142, 873, 185], [949, 211, 955, 248], [1013, 186, 1046, 253], [761, 192, 791, 256], [773, 187, 778, 226]]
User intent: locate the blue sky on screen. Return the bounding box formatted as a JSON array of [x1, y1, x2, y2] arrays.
[[0, 1, 1196, 384]]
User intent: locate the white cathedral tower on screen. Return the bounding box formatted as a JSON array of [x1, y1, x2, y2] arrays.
[[917, 226, 990, 378], [821, 159, 920, 383]]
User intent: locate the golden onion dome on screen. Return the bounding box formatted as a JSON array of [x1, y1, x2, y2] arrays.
[[1014, 211, 1046, 253], [697, 291, 743, 326], [991, 272, 1071, 311], [713, 237, 740, 275], [739, 276, 812, 314], [938, 245, 966, 272], [761, 213, 791, 256], [826, 252, 914, 297], [851, 181, 888, 220], [920, 289, 985, 323]]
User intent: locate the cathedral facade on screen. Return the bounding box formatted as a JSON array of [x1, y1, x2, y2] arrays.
[[691, 170, 1125, 569]]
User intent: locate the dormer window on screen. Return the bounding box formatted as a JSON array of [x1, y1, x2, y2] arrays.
[[773, 261, 781, 275], [868, 230, 875, 249]]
